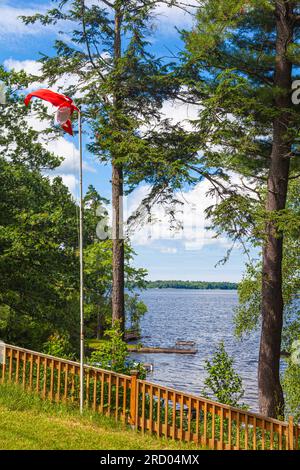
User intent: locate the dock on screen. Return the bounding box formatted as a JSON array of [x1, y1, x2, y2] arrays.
[[129, 346, 198, 354]]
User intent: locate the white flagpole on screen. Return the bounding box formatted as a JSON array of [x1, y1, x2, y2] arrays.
[[78, 110, 84, 414]]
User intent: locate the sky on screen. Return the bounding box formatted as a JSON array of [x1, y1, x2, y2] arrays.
[[0, 0, 249, 282]]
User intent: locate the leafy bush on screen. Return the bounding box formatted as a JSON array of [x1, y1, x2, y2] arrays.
[[89, 322, 146, 378], [42, 334, 74, 360], [282, 359, 300, 421], [202, 341, 247, 408], [125, 293, 147, 334]]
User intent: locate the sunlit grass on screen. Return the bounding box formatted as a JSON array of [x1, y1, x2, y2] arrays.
[[86, 338, 140, 351], [0, 383, 201, 450]]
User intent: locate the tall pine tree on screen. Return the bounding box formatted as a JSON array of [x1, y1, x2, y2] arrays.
[[22, 0, 179, 333], [181, 0, 300, 417]]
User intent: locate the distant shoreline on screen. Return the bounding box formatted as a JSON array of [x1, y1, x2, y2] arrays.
[[145, 281, 238, 290]]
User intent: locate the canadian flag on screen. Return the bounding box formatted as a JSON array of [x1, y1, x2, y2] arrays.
[[24, 89, 79, 136]]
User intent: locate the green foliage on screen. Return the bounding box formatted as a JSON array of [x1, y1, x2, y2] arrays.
[[146, 280, 238, 290], [0, 127, 80, 351], [234, 180, 300, 342], [222, 181, 300, 419], [125, 293, 147, 333], [90, 322, 127, 373], [0, 67, 61, 170], [84, 239, 147, 339], [202, 342, 247, 408], [0, 72, 147, 354], [282, 361, 300, 422], [89, 322, 146, 378], [42, 334, 75, 360], [179, 0, 300, 253], [234, 263, 262, 338]]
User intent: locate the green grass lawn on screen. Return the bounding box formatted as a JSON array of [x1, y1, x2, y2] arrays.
[[86, 338, 108, 349], [0, 383, 200, 450]]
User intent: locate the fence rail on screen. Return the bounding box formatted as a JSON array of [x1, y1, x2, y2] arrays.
[[1, 343, 299, 450]]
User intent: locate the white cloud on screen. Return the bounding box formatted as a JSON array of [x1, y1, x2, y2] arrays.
[[123, 179, 231, 251], [48, 173, 78, 196], [3, 58, 81, 97], [0, 0, 197, 43], [160, 98, 199, 129], [153, 1, 197, 34], [46, 137, 95, 174], [123, 165, 256, 252], [40, 130, 95, 195], [139, 95, 199, 137], [58, 174, 78, 195], [4, 58, 41, 75], [160, 247, 178, 254], [0, 2, 52, 38]]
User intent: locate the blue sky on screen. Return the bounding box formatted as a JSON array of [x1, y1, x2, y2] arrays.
[[0, 0, 249, 282]]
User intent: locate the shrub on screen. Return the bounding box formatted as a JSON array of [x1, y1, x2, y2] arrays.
[[202, 341, 247, 408], [282, 359, 300, 421], [42, 333, 74, 360], [89, 322, 146, 378]]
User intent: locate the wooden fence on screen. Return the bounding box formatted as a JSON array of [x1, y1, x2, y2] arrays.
[[1, 343, 299, 450]]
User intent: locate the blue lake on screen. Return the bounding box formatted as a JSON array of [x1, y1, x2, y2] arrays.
[[131, 289, 260, 411]]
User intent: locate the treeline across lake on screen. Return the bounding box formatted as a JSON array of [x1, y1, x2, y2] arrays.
[[145, 281, 238, 290]]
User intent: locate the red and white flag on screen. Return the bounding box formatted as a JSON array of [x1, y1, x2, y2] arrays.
[[24, 89, 79, 135]]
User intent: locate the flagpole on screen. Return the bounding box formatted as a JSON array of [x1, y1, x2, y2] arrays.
[[78, 110, 84, 415]]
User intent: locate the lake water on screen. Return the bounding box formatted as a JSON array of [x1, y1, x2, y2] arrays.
[[131, 289, 260, 411]]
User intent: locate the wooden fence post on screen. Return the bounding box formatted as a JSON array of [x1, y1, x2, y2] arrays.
[[288, 416, 294, 450], [1, 342, 6, 383], [130, 370, 139, 429]]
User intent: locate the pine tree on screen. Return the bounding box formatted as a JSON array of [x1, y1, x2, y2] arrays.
[[22, 0, 180, 334], [181, 0, 300, 417]]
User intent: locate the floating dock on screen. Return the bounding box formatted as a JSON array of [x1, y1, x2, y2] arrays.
[[129, 346, 198, 354], [175, 340, 196, 347]]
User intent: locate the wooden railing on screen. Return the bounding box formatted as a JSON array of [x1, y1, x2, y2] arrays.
[[1, 343, 299, 450], [1, 344, 132, 423]]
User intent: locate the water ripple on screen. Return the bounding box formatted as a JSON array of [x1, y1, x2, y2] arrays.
[[131, 289, 260, 411]]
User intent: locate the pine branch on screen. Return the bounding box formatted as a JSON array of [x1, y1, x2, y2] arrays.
[[80, 0, 107, 83], [126, 0, 198, 15], [291, 14, 300, 25], [99, 0, 114, 9], [288, 173, 300, 180]]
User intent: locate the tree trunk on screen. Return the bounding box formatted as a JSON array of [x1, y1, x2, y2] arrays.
[[258, 1, 293, 418], [112, 163, 124, 329], [111, 7, 125, 332], [96, 304, 104, 340]]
